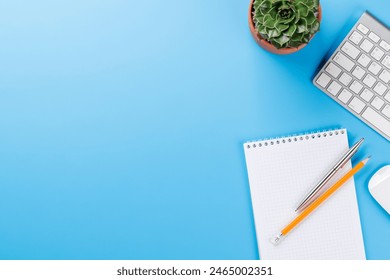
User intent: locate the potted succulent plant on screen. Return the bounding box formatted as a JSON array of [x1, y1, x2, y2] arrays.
[[249, 0, 322, 54]]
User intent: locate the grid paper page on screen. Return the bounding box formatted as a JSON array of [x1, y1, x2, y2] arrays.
[[244, 129, 365, 260]]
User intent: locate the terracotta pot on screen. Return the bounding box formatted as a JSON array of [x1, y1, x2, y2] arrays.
[[248, 0, 322, 54]]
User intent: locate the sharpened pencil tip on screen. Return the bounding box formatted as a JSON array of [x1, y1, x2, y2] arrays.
[[363, 156, 371, 164]]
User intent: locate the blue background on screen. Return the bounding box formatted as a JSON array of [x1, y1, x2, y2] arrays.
[[0, 0, 389, 259]]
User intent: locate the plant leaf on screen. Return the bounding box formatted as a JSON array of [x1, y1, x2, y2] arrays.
[[312, 0, 320, 9], [263, 16, 277, 28], [285, 24, 297, 37], [279, 14, 296, 24], [303, 34, 311, 43], [269, 38, 283, 49], [268, 6, 278, 18], [275, 23, 289, 32], [291, 32, 304, 42], [297, 18, 308, 33], [306, 11, 316, 25], [296, 3, 309, 17], [295, 9, 301, 23], [268, 29, 281, 38], [289, 40, 302, 47], [257, 25, 268, 35], [254, 14, 264, 23], [273, 34, 290, 46], [259, 0, 271, 9], [309, 21, 320, 33]]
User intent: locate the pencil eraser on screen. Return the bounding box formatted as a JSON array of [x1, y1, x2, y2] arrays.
[[270, 233, 284, 246]]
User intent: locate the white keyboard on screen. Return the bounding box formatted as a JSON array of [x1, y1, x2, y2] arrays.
[[314, 12, 390, 141]]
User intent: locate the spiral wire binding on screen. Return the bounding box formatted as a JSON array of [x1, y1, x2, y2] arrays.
[[245, 128, 346, 149]]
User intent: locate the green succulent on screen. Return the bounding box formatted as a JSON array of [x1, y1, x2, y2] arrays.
[[253, 0, 320, 49]]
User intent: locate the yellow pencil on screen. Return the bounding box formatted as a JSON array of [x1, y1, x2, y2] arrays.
[[271, 156, 370, 245]]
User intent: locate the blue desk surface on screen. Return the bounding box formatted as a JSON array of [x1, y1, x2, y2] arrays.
[[0, 0, 389, 260]]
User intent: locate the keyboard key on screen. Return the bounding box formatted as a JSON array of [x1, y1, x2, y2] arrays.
[[371, 47, 385, 61], [352, 66, 365, 79], [341, 41, 360, 59], [379, 69, 390, 83], [368, 31, 380, 43], [379, 40, 390, 52], [361, 89, 374, 102], [349, 81, 364, 94], [362, 107, 390, 136], [363, 74, 376, 87], [348, 97, 366, 113], [385, 93, 390, 102], [333, 52, 355, 71], [382, 105, 390, 119], [357, 24, 369, 34], [382, 55, 390, 69], [338, 89, 352, 104], [371, 96, 385, 110], [361, 39, 374, 53], [325, 62, 342, 78], [316, 73, 331, 88], [339, 72, 353, 86], [349, 31, 364, 45], [373, 82, 387, 96], [368, 61, 382, 75], [357, 53, 371, 67], [327, 81, 342, 96]]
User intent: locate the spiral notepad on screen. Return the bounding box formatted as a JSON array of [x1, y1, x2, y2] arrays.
[[244, 129, 365, 260]]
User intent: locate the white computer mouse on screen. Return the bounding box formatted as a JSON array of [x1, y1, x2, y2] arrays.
[[368, 165, 390, 214]]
